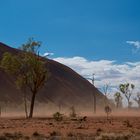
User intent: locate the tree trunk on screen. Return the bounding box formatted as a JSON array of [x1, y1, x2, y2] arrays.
[[23, 92, 28, 118], [93, 93, 96, 114], [29, 91, 36, 118], [0, 106, 1, 117], [116, 102, 119, 109], [107, 113, 109, 120], [128, 99, 130, 109], [139, 103, 140, 109]]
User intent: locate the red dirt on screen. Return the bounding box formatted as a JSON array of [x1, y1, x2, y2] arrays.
[[0, 115, 140, 137]]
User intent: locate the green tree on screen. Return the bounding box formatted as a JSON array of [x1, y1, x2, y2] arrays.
[[1, 38, 49, 118], [119, 83, 135, 108], [114, 92, 123, 109]]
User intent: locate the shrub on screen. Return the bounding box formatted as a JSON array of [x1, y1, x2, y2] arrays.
[[50, 131, 61, 137], [32, 131, 40, 137], [53, 112, 63, 121], [124, 120, 133, 128]]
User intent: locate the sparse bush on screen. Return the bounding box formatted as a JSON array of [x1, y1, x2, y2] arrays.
[[124, 120, 133, 128], [53, 112, 63, 121], [96, 128, 103, 136], [32, 131, 40, 137], [79, 116, 87, 122], [32, 131, 46, 139], [67, 132, 74, 137], [50, 131, 61, 137]]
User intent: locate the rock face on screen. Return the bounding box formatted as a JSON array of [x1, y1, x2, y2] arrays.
[[0, 42, 105, 110]]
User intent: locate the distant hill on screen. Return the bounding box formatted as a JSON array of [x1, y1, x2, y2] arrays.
[[0, 42, 106, 110]]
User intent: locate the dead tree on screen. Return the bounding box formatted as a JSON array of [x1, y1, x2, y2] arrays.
[[86, 73, 96, 114], [103, 83, 110, 105]]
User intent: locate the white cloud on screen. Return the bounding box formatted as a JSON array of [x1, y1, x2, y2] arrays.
[[53, 56, 140, 107], [126, 41, 140, 49], [42, 52, 54, 57]]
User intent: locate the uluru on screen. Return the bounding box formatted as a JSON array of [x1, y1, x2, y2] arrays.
[[0, 42, 105, 113]]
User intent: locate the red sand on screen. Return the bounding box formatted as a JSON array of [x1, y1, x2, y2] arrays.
[[0, 115, 140, 137]]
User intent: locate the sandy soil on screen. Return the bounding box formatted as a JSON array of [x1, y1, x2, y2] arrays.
[[0, 115, 140, 139]]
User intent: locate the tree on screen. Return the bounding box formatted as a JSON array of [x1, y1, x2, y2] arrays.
[[86, 73, 96, 114], [69, 106, 77, 118], [104, 105, 112, 120], [134, 92, 140, 109], [114, 92, 123, 109], [119, 83, 135, 108], [102, 83, 110, 105], [102, 84, 113, 117], [1, 38, 48, 118]]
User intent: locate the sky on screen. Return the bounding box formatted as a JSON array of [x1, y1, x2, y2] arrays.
[[1, 0, 140, 105]]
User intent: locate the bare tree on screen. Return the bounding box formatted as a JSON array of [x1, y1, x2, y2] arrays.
[[102, 83, 113, 117], [86, 73, 96, 114], [119, 83, 135, 108], [134, 92, 140, 109], [69, 106, 77, 118], [103, 84, 110, 97], [102, 83, 110, 105]]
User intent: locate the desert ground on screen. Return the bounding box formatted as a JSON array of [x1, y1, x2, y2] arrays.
[[0, 113, 140, 140]]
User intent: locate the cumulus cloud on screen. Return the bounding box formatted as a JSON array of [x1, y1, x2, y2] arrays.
[[126, 41, 140, 49], [53, 56, 140, 106]]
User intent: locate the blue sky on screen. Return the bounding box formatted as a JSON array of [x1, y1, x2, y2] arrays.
[[0, 0, 140, 62]]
